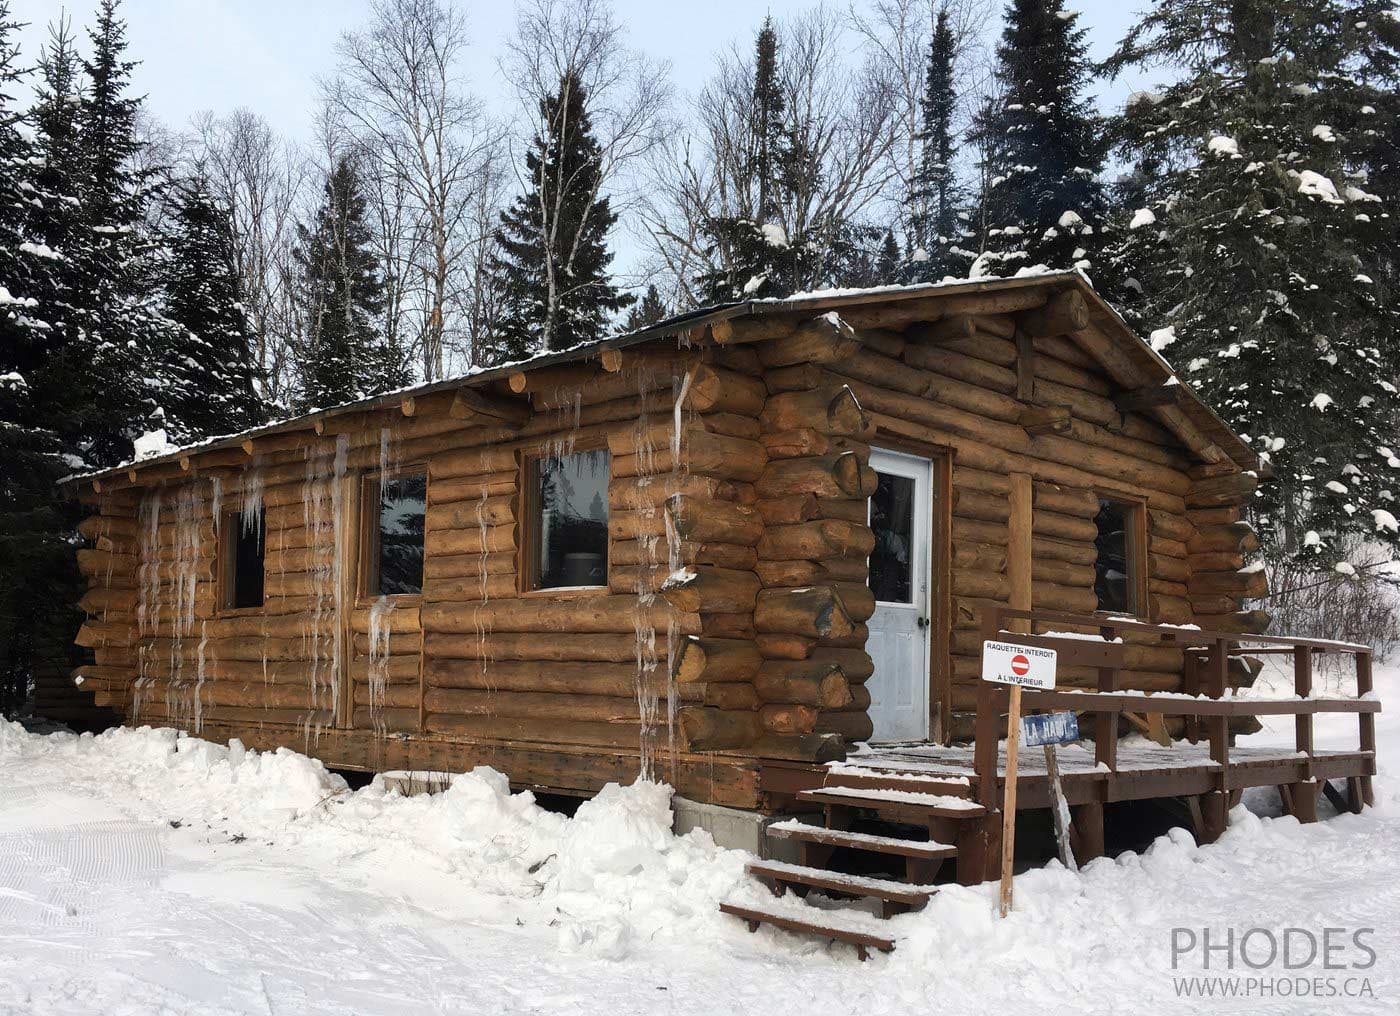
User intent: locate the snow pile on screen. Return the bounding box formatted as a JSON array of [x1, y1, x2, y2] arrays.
[[1128, 207, 1156, 229], [0, 719, 749, 965], [1295, 169, 1343, 203], [133, 427, 175, 461]]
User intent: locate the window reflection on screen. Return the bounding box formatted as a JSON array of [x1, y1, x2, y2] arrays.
[[534, 449, 609, 589]]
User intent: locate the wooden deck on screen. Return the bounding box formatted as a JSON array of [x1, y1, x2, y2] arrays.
[[763, 741, 1374, 813]]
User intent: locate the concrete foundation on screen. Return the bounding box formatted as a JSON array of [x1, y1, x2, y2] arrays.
[[672, 795, 819, 861]]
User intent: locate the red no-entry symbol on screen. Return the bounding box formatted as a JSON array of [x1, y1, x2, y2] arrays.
[[1010, 654, 1030, 676]]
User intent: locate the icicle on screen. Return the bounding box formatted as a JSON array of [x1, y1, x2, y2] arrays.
[[367, 595, 395, 738], [193, 620, 208, 734]]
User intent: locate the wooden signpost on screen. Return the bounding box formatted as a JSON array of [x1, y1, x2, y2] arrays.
[[981, 639, 1058, 917]]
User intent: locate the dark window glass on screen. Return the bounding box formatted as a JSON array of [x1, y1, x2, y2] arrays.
[[1094, 498, 1133, 612], [377, 474, 426, 595], [869, 471, 915, 603], [534, 449, 609, 589], [229, 509, 265, 609]]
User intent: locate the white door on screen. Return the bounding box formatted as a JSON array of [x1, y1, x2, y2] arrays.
[[865, 448, 933, 742]]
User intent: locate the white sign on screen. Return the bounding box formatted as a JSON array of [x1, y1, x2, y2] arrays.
[[981, 640, 1057, 690]]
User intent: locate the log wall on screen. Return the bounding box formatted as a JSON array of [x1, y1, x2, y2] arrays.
[[68, 282, 1267, 785]]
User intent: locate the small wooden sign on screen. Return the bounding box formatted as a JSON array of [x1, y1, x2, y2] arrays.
[[981, 639, 1060, 918], [1021, 711, 1079, 747], [982, 640, 1058, 689]]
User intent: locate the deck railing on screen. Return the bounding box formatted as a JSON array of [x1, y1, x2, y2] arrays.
[[972, 606, 1379, 820]]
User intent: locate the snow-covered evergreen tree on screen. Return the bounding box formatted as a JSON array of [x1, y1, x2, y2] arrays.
[[488, 72, 630, 361], [905, 7, 966, 280], [159, 176, 264, 440], [1105, 0, 1400, 567], [0, 8, 83, 716], [971, 0, 1107, 277], [292, 155, 404, 412]]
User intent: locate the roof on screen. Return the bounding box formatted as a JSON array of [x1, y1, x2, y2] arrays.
[[61, 270, 1260, 490]]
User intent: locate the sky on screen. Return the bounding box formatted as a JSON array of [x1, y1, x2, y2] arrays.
[[10, 0, 1153, 283], [12, 0, 1151, 143]]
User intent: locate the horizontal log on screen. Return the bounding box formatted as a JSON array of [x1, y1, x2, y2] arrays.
[[1189, 551, 1247, 574], [1187, 521, 1259, 555], [674, 637, 764, 684], [423, 688, 642, 724], [429, 445, 520, 480], [754, 493, 819, 525], [1188, 568, 1268, 599], [758, 519, 874, 561], [428, 474, 517, 505], [609, 473, 752, 512], [1186, 472, 1258, 508], [426, 659, 679, 699], [756, 587, 855, 640], [754, 557, 867, 588], [759, 702, 818, 735], [755, 659, 852, 708], [677, 706, 760, 751], [421, 596, 699, 636], [424, 630, 645, 662], [423, 552, 516, 581], [815, 710, 874, 743], [685, 364, 768, 416], [425, 497, 514, 532], [423, 574, 528, 602], [425, 524, 517, 556], [705, 682, 760, 709], [756, 314, 860, 368], [755, 453, 876, 499], [666, 494, 763, 546], [661, 566, 762, 614], [760, 386, 871, 436], [424, 713, 639, 749]]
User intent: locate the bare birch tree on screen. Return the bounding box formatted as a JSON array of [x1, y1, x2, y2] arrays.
[[637, 7, 899, 307], [329, 0, 503, 380], [846, 0, 995, 246], [190, 109, 306, 405], [499, 0, 671, 347]]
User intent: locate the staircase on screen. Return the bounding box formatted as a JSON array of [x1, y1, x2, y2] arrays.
[[720, 766, 987, 959]]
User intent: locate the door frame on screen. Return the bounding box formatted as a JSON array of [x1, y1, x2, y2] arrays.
[[868, 439, 952, 744]]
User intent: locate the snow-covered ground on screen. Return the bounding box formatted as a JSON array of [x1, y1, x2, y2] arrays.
[[2, 662, 1398, 1015]]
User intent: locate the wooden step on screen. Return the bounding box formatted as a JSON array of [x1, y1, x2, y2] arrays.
[[825, 765, 972, 798], [798, 786, 988, 819], [746, 860, 936, 907], [768, 819, 958, 860], [720, 900, 896, 960]]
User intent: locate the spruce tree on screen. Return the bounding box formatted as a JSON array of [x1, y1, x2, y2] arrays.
[[971, 0, 1107, 277], [72, 0, 166, 461], [1104, 0, 1400, 568], [0, 9, 83, 717], [906, 7, 965, 280], [699, 18, 809, 302], [160, 176, 264, 440], [292, 156, 403, 411], [489, 72, 631, 361], [623, 284, 668, 331]]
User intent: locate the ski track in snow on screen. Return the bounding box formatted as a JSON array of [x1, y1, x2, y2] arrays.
[[1, 662, 1398, 1015]]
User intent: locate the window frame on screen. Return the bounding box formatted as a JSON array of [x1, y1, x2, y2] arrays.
[[357, 465, 429, 603], [216, 507, 267, 615], [1092, 493, 1149, 618], [518, 442, 612, 596]]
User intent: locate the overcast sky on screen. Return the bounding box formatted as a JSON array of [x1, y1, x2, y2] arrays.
[[12, 0, 1150, 142]]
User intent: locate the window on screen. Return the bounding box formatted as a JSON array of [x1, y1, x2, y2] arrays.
[[869, 471, 915, 603], [365, 472, 427, 596], [221, 509, 265, 610], [527, 448, 610, 590], [1093, 497, 1144, 614]]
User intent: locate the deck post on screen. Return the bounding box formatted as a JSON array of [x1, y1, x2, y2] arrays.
[[1285, 645, 1318, 823], [1069, 801, 1104, 862], [1356, 650, 1375, 807]]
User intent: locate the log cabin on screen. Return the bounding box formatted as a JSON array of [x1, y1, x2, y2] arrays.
[[58, 272, 1375, 876]]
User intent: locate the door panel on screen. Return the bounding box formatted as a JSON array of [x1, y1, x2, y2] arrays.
[[865, 449, 933, 742]]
